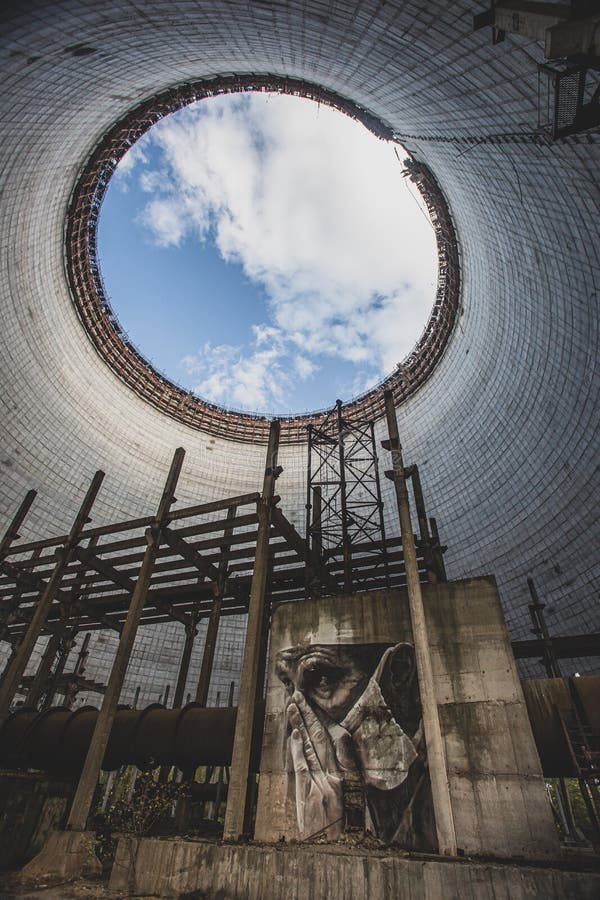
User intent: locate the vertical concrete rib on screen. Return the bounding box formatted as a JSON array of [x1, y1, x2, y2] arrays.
[[383, 390, 457, 856], [173, 613, 198, 709], [196, 505, 237, 706], [223, 420, 280, 840]]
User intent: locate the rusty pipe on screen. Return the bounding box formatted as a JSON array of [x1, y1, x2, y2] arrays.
[[0, 701, 264, 776], [1, 675, 598, 780]]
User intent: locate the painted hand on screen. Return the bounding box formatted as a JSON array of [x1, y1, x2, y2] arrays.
[[287, 690, 357, 840]]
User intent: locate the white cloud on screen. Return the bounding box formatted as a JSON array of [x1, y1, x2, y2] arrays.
[[182, 330, 292, 411], [124, 93, 437, 411], [294, 355, 318, 380], [114, 138, 149, 183], [142, 198, 186, 246]]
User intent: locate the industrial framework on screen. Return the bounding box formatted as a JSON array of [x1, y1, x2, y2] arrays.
[[0, 406, 449, 836], [0, 408, 595, 714], [0, 487, 428, 655], [0, 406, 599, 845], [67, 74, 460, 443], [305, 400, 447, 595], [0, 429, 439, 717]]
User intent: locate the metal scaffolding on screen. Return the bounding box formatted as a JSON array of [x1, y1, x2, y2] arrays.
[[306, 401, 390, 594]]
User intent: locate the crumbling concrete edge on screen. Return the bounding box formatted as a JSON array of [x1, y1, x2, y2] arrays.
[[20, 829, 101, 880]]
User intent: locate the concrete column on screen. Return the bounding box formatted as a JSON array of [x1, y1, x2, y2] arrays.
[[0, 473, 104, 723], [310, 486, 322, 564], [66, 448, 185, 831], [173, 613, 198, 709], [195, 505, 237, 706], [407, 464, 438, 583], [383, 390, 457, 856], [195, 598, 221, 706], [0, 490, 36, 558], [172, 610, 200, 820], [223, 421, 280, 840], [1, 500, 38, 654], [429, 517, 447, 581], [24, 631, 62, 707], [336, 400, 353, 593], [255, 549, 275, 703]]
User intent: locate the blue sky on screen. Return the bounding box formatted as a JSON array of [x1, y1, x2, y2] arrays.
[[98, 93, 437, 414]]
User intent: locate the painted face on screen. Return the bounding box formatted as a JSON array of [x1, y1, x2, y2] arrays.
[[276, 644, 375, 721]]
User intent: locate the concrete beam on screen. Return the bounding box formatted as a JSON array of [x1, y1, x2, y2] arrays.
[[383, 390, 457, 857], [223, 421, 280, 840], [271, 507, 339, 595], [162, 527, 220, 582], [73, 546, 136, 594]]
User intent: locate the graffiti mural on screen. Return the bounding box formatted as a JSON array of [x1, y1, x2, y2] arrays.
[[275, 640, 436, 849]]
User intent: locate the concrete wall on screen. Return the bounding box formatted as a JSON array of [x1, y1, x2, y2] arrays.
[[424, 578, 559, 859], [255, 578, 560, 859], [109, 837, 600, 899]]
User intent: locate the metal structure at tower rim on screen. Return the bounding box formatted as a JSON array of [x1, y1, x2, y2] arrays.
[[66, 74, 460, 444]]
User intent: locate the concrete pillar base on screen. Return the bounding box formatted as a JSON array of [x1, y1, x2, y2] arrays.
[[21, 830, 101, 880]]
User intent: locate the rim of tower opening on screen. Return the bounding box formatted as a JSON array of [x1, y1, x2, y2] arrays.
[[67, 73, 461, 444]]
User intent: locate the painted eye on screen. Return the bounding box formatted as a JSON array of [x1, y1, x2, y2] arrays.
[[305, 665, 341, 694]]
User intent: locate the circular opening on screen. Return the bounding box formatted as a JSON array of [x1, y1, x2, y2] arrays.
[[68, 75, 460, 442], [98, 92, 437, 417]]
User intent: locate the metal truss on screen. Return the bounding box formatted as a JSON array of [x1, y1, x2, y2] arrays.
[[306, 401, 390, 595]]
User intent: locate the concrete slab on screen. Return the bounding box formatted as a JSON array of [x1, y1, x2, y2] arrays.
[[109, 837, 600, 899]]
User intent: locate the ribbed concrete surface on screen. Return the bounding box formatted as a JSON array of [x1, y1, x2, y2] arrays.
[[0, 1, 598, 700]]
